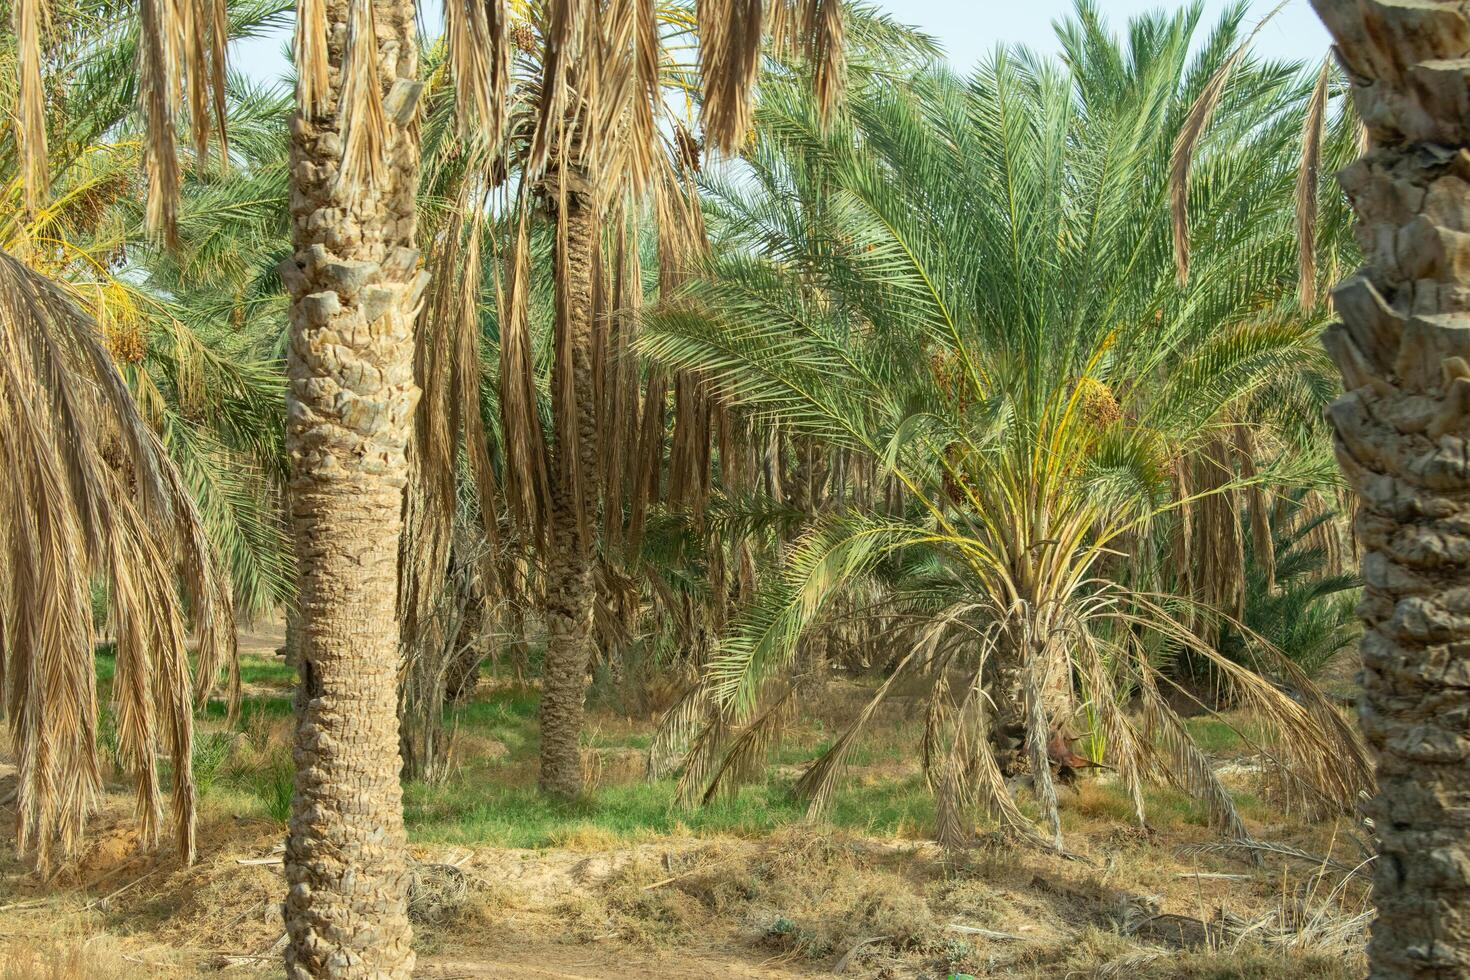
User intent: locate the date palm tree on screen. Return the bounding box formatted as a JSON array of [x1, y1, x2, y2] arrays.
[[1310, 1, 1470, 975], [275, 0, 846, 959], [458, 0, 853, 799], [645, 2, 1371, 848]]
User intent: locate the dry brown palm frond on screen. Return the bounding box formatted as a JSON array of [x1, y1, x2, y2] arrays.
[[1171, 461, 1196, 628], [1120, 592, 1370, 818], [1022, 660, 1062, 850], [0, 250, 234, 871], [1168, 1, 1285, 283], [631, 0, 661, 186], [457, 208, 504, 563], [496, 208, 551, 541], [648, 679, 713, 780], [14, 0, 49, 214], [446, 0, 510, 149], [627, 366, 667, 552], [527, 0, 594, 180], [799, 609, 973, 817], [697, 0, 765, 154], [138, 0, 184, 247], [1296, 60, 1330, 310], [1, 381, 100, 873], [935, 662, 1057, 852], [701, 681, 797, 803], [295, 0, 332, 117], [1178, 837, 1365, 877], [1072, 628, 1148, 826], [1191, 434, 1245, 627], [587, 0, 658, 196], [134, 0, 230, 243], [338, 0, 391, 194], [667, 372, 713, 517], [400, 204, 467, 693], [921, 668, 953, 792], [1233, 423, 1274, 593], [601, 217, 642, 547], [1138, 670, 1249, 839], [796, 648, 917, 818], [798, 0, 844, 126]]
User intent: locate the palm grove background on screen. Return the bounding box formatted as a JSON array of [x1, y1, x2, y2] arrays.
[[0, 0, 1415, 977]]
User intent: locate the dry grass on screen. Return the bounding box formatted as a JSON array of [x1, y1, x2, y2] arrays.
[[0, 673, 1372, 978], [0, 937, 192, 980]]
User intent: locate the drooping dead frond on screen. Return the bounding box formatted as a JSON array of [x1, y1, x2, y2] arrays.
[[627, 366, 666, 551], [295, 0, 332, 117], [797, 647, 919, 818], [1296, 60, 1330, 310], [1233, 423, 1275, 592], [1178, 837, 1365, 876], [921, 669, 953, 793], [935, 665, 1057, 852], [1139, 671, 1249, 839], [1022, 661, 1063, 850], [648, 680, 712, 780], [1191, 434, 1245, 628], [138, 0, 183, 247], [701, 682, 797, 803], [1168, 2, 1284, 283], [457, 210, 504, 563], [338, 0, 391, 194], [696, 0, 765, 155], [1116, 590, 1371, 819], [1074, 630, 1148, 825], [667, 372, 713, 517], [0, 250, 234, 871], [798, 0, 845, 126], [799, 611, 968, 818], [135, 0, 231, 244], [601, 217, 643, 548], [496, 210, 551, 540], [527, 0, 594, 179], [400, 207, 467, 689], [446, 0, 510, 148], [632, 0, 661, 185], [14, 0, 49, 214]]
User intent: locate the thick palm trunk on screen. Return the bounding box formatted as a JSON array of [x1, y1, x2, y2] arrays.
[[539, 189, 599, 799], [277, 0, 421, 973], [1313, 3, 1470, 976]]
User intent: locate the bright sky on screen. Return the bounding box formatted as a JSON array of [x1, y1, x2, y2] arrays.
[[892, 1, 1330, 70], [233, 0, 1332, 88]]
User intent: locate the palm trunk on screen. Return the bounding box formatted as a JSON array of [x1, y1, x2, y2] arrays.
[[1313, 3, 1470, 976], [539, 187, 599, 799], [277, 0, 421, 972]]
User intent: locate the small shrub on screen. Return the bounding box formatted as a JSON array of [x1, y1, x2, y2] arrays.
[[250, 752, 295, 824], [190, 731, 235, 797]]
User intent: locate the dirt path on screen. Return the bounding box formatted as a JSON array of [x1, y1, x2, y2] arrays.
[[420, 946, 824, 978]]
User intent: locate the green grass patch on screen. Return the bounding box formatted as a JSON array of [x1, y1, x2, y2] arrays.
[[239, 653, 296, 687], [1183, 716, 1248, 755], [403, 772, 934, 848]]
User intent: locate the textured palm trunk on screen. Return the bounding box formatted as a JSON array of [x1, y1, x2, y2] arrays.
[[539, 188, 599, 799], [1312, 3, 1470, 976], [276, 0, 421, 973]]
